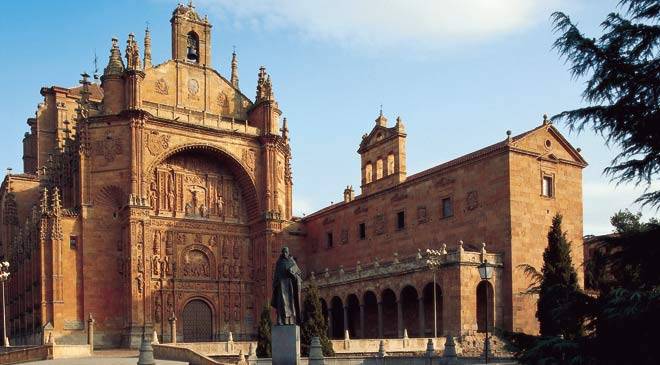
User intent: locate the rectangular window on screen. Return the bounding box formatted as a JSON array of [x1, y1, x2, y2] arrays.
[[69, 235, 77, 249], [542, 176, 554, 197], [359, 223, 366, 240], [326, 232, 333, 248], [442, 197, 453, 218], [397, 211, 405, 230]]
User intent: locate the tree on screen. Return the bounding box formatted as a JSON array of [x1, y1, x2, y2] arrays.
[[256, 305, 272, 358], [551, 0, 660, 208], [300, 283, 334, 357], [536, 214, 582, 339]]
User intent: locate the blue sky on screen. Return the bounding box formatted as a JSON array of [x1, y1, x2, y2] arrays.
[[0, 0, 657, 234]]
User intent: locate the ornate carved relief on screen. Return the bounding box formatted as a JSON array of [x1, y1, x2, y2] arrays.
[[417, 206, 428, 223], [154, 295, 162, 322], [434, 176, 456, 187], [241, 149, 256, 173], [180, 244, 215, 279], [374, 214, 385, 235], [152, 152, 247, 223], [147, 132, 170, 156], [467, 190, 479, 211], [155, 78, 169, 95], [91, 135, 123, 163], [340, 229, 348, 244]]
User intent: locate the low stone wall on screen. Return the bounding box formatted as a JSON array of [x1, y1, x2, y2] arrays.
[[0, 346, 52, 364], [174, 341, 255, 357], [154, 343, 230, 365], [331, 337, 447, 355], [249, 356, 515, 365], [51, 344, 92, 359]]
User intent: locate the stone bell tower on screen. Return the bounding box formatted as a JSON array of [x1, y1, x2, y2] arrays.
[[171, 2, 212, 66]]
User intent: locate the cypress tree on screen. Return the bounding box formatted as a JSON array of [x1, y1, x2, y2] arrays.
[[256, 305, 272, 358], [536, 214, 582, 338], [301, 283, 335, 356]]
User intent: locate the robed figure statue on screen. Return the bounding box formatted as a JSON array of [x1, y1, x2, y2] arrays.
[[271, 247, 302, 325]]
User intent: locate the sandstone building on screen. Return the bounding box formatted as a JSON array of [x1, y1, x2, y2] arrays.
[[0, 3, 587, 348]]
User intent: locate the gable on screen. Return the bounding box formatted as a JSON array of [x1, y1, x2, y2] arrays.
[[511, 124, 587, 167], [142, 61, 253, 120], [358, 125, 400, 153]]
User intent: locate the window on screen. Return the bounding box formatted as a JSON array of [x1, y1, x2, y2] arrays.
[[326, 232, 334, 248], [376, 158, 384, 180], [359, 223, 366, 240], [387, 153, 395, 176], [365, 163, 373, 184], [70, 235, 78, 250], [542, 175, 554, 197], [396, 211, 405, 230], [442, 197, 453, 218]]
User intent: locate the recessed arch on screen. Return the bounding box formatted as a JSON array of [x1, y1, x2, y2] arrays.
[[147, 143, 260, 223], [381, 288, 397, 338], [400, 285, 419, 337], [423, 282, 443, 337], [477, 280, 494, 332], [182, 297, 214, 342], [330, 296, 344, 339]]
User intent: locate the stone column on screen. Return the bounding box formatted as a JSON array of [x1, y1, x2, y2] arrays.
[[418, 297, 425, 338], [397, 300, 403, 338], [169, 315, 177, 344], [87, 313, 95, 350], [327, 309, 333, 338], [377, 302, 383, 338], [359, 304, 365, 339], [342, 306, 349, 338]]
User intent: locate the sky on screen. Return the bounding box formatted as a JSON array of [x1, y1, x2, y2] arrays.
[[0, 0, 657, 235]]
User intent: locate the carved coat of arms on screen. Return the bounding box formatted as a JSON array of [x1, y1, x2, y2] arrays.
[[146, 133, 170, 156]]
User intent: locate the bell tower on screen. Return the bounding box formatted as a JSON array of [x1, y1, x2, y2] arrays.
[[171, 2, 212, 66]]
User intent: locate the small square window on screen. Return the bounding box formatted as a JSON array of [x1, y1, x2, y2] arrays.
[[396, 211, 405, 230], [359, 223, 366, 240], [542, 176, 554, 197], [69, 236, 78, 250], [326, 232, 334, 248], [442, 197, 453, 218]]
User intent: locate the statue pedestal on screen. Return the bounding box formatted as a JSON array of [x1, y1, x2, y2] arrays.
[[272, 325, 300, 365]]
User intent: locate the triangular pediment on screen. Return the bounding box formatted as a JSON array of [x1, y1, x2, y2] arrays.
[[512, 124, 587, 167]]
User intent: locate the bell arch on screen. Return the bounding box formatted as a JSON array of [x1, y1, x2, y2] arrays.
[[146, 143, 260, 223]]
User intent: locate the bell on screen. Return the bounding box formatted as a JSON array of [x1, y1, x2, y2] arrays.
[[187, 47, 198, 61]]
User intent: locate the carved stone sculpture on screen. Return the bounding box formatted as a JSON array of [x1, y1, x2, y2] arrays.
[[271, 247, 302, 325]]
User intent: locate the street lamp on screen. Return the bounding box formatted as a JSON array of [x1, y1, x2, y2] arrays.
[[426, 247, 445, 339], [477, 260, 493, 364], [0, 261, 10, 347]]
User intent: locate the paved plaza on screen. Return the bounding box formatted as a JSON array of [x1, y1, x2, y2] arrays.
[[18, 350, 187, 365]]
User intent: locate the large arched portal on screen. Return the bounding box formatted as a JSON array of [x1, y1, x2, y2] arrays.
[[182, 299, 213, 342]]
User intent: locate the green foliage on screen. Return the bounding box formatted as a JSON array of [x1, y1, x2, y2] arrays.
[[536, 214, 583, 339], [301, 283, 335, 357], [551, 0, 660, 208], [256, 305, 272, 358]]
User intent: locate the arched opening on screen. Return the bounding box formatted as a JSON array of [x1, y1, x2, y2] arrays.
[[330, 296, 344, 339], [346, 294, 360, 338], [182, 299, 213, 342], [365, 163, 373, 184], [375, 158, 383, 180], [477, 281, 494, 332], [423, 282, 443, 337], [186, 31, 200, 62], [400, 286, 419, 337], [381, 288, 397, 338], [386, 153, 395, 176], [363, 291, 378, 338]]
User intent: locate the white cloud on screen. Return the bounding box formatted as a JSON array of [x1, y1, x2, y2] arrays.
[[199, 0, 561, 49]]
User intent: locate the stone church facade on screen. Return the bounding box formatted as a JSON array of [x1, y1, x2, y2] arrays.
[[0, 3, 587, 348]]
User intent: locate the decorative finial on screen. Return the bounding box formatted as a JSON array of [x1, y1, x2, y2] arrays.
[[543, 113, 549, 125], [379, 104, 383, 117], [506, 130, 512, 141]]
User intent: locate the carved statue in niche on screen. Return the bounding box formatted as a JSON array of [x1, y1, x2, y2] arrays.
[[223, 301, 230, 323], [231, 185, 240, 218], [137, 253, 144, 273], [215, 194, 224, 217], [152, 254, 161, 276], [233, 240, 240, 259], [166, 294, 173, 316], [199, 203, 207, 218], [222, 263, 230, 278], [136, 273, 144, 294], [164, 255, 171, 275], [165, 232, 173, 256], [149, 182, 158, 209], [152, 230, 161, 255], [166, 174, 174, 211], [232, 263, 240, 278], [154, 295, 162, 322], [222, 237, 229, 258]]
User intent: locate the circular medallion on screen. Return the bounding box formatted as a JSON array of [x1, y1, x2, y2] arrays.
[[188, 79, 199, 95]]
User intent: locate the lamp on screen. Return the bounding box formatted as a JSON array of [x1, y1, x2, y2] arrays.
[[478, 260, 493, 280]]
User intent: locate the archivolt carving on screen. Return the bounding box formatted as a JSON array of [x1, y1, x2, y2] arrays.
[[179, 244, 216, 279]]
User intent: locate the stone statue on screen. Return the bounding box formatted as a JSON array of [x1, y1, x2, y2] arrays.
[[271, 247, 302, 325]]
